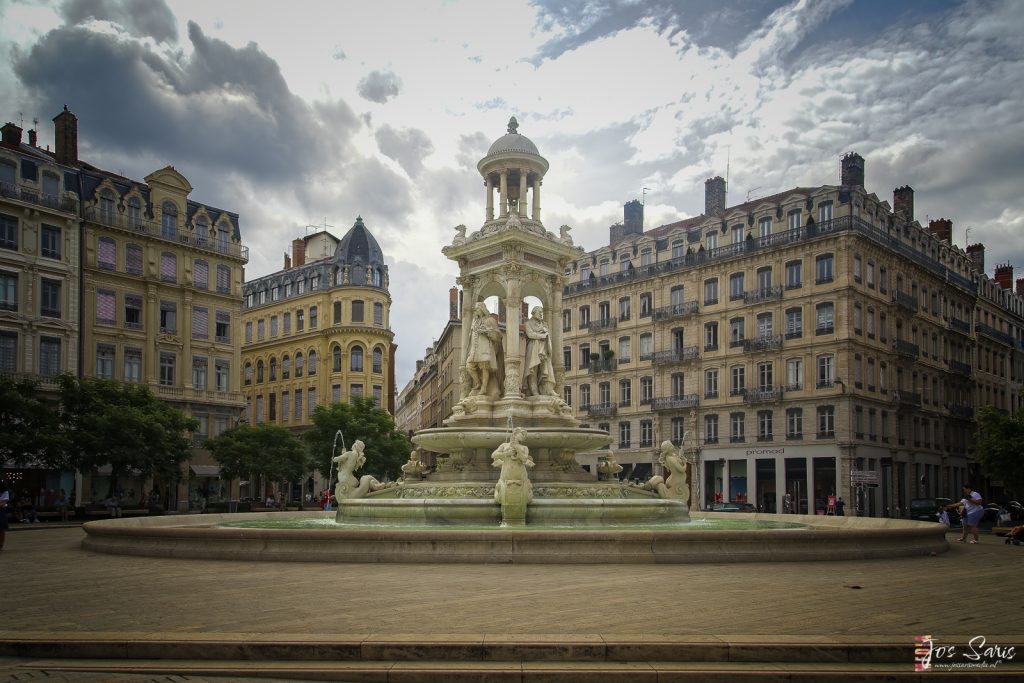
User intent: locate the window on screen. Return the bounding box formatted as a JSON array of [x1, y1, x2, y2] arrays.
[[618, 336, 630, 362], [639, 333, 653, 360], [756, 312, 773, 338], [215, 311, 230, 343], [309, 306, 318, 329], [785, 307, 802, 339], [244, 362, 253, 386], [731, 365, 745, 395], [99, 190, 116, 224], [866, 307, 875, 338], [758, 362, 773, 390], [374, 302, 384, 326], [853, 254, 862, 282], [786, 408, 803, 440], [215, 360, 229, 392], [580, 343, 591, 368], [124, 348, 141, 383], [757, 410, 773, 441], [282, 355, 291, 379], [271, 285, 280, 302], [0, 213, 16, 250], [333, 346, 343, 372], [785, 260, 802, 288], [40, 278, 61, 318], [294, 389, 302, 420], [815, 254, 834, 283], [817, 354, 834, 387], [0, 271, 16, 311], [296, 310, 304, 331], [671, 373, 685, 399], [706, 231, 717, 250], [732, 224, 744, 244], [352, 300, 364, 322], [126, 244, 143, 274], [95, 289, 115, 326], [618, 296, 631, 321], [127, 197, 142, 228], [580, 264, 591, 281], [161, 201, 177, 239], [0, 331, 13, 372], [817, 406, 835, 438], [192, 357, 208, 390], [640, 249, 652, 266], [818, 200, 833, 223], [39, 337, 60, 377], [194, 260, 208, 289], [351, 345, 364, 372], [192, 306, 208, 341], [0, 160, 13, 185], [580, 384, 591, 408], [563, 346, 571, 370], [373, 385, 383, 406], [308, 350, 318, 376], [159, 352, 176, 386], [41, 225, 61, 262], [96, 344, 114, 380], [563, 385, 572, 406], [640, 420, 653, 447], [758, 216, 772, 243], [879, 266, 887, 293], [42, 171, 59, 197], [704, 278, 718, 305], [853, 303, 862, 334], [815, 302, 834, 334], [372, 347, 383, 373], [671, 416, 685, 444], [598, 381, 611, 405], [283, 312, 291, 334], [598, 301, 611, 323], [786, 359, 802, 390], [257, 319, 265, 341], [729, 317, 744, 346], [729, 272, 745, 300], [639, 293, 652, 317], [256, 360, 265, 383], [160, 252, 176, 282], [704, 414, 719, 444], [704, 322, 718, 351], [216, 265, 230, 293], [295, 352, 304, 377], [640, 377, 653, 404], [562, 309, 571, 331], [788, 209, 802, 231], [217, 224, 229, 251], [705, 368, 718, 398], [730, 412, 745, 443], [618, 422, 631, 448], [244, 322, 253, 344], [97, 237, 116, 271]]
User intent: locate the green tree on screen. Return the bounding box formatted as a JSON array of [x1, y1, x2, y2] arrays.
[[205, 423, 309, 489], [974, 406, 1024, 495], [305, 397, 411, 482], [57, 375, 198, 497], [0, 375, 64, 468]]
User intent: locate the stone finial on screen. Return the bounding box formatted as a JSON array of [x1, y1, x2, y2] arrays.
[[507, 116, 519, 135]]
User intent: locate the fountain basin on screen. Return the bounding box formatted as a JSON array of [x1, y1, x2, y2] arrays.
[[80, 512, 949, 564]]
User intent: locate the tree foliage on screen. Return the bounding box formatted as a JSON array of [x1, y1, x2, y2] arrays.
[[974, 406, 1024, 495], [57, 375, 198, 495], [305, 397, 411, 482], [205, 423, 309, 484], [0, 375, 65, 468]]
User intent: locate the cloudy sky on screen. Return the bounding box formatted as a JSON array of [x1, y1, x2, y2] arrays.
[[2, 0, 1022, 386]]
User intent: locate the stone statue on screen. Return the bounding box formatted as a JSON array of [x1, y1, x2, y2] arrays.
[[465, 302, 502, 399], [452, 224, 467, 245], [491, 427, 534, 512], [333, 440, 393, 500], [507, 116, 519, 135], [597, 450, 623, 481], [400, 448, 426, 479], [559, 224, 574, 245], [644, 440, 691, 504], [523, 306, 556, 397]]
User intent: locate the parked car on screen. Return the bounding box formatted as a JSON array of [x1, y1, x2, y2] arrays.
[[910, 497, 959, 525], [712, 502, 756, 513]]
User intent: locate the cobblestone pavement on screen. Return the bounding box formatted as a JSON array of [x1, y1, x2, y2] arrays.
[[1, 524, 1022, 680]]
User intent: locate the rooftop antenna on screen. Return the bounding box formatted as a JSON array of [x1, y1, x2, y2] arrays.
[[641, 187, 650, 205], [306, 217, 334, 235], [746, 187, 761, 202], [725, 146, 731, 204], [965, 226, 973, 245]]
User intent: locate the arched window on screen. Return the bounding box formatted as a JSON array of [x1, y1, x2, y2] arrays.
[[216, 223, 229, 251], [195, 216, 209, 245], [99, 189, 116, 225], [127, 196, 142, 229], [244, 362, 253, 386], [308, 350, 317, 375], [350, 345, 364, 372], [373, 268, 383, 287], [161, 201, 177, 238], [282, 354, 291, 379], [333, 346, 342, 372], [256, 360, 265, 383], [372, 347, 383, 374], [269, 357, 277, 381], [295, 352, 304, 377]]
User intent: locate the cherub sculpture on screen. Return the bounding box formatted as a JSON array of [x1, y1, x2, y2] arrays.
[[644, 440, 691, 504]]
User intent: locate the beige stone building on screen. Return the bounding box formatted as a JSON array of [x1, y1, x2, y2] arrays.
[[240, 218, 396, 496]]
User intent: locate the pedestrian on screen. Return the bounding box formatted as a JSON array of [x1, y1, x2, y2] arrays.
[[0, 481, 9, 550], [835, 497, 845, 516], [278, 492, 286, 512], [946, 484, 984, 544], [782, 492, 793, 514], [54, 488, 69, 522]]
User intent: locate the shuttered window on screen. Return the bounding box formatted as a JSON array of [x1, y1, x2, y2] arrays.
[[96, 290, 116, 325], [98, 237, 116, 270], [192, 306, 209, 340], [216, 265, 230, 293], [194, 260, 208, 289], [126, 244, 143, 274], [160, 252, 176, 282]]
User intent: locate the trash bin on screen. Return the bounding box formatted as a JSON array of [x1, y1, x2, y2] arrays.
[[228, 500, 239, 513]]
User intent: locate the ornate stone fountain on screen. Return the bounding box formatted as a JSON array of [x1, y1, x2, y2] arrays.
[[333, 117, 690, 527]]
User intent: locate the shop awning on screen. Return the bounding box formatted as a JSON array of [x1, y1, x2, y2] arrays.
[[190, 465, 222, 477]]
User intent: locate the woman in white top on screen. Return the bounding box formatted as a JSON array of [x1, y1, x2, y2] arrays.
[[946, 484, 984, 543]]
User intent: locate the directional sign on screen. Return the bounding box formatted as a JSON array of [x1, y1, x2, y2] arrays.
[[851, 470, 881, 485]]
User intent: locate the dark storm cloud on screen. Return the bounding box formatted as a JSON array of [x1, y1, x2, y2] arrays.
[[529, 0, 786, 62], [374, 125, 434, 177], [357, 69, 402, 103], [13, 21, 359, 184], [61, 0, 178, 43]]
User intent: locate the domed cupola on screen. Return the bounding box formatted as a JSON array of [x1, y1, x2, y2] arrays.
[[477, 117, 549, 230], [334, 215, 388, 288]]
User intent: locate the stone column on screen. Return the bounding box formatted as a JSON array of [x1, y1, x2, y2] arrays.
[[549, 275, 564, 390], [774, 458, 786, 513], [518, 170, 528, 217], [146, 285, 159, 383], [503, 279, 522, 398], [485, 176, 494, 221], [499, 171, 508, 217], [806, 457, 815, 515], [458, 277, 476, 386], [532, 178, 541, 222]]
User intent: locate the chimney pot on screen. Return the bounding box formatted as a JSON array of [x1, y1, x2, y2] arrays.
[[52, 106, 78, 166], [1016, 278, 1024, 296], [994, 263, 1013, 290], [704, 176, 727, 215], [928, 218, 953, 243], [966, 243, 985, 274], [291, 238, 306, 267], [28, 128, 37, 147], [284, 253, 291, 270], [841, 152, 865, 188], [893, 186, 914, 222], [1, 122, 22, 145]]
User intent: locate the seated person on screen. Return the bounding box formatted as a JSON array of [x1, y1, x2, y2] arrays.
[[16, 493, 39, 523]]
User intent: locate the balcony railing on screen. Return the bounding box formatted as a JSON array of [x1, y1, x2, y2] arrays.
[[895, 391, 922, 408], [651, 346, 700, 365], [653, 300, 699, 321], [0, 182, 78, 214], [743, 335, 783, 353], [651, 395, 699, 411], [948, 318, 972, 336], [744, 386, 784, 404], [743, 286, 783, 305], [975, 322, 1015, 346], [948, 360, 972, 377], [893, 339, 919, 359], [84, 207, 249, 262], [587, 402, 618, 418], [588, 358, 618, 374], [586, 318, 617, 332], [947, 404, 974, 420], [892, 290, 918, 313]]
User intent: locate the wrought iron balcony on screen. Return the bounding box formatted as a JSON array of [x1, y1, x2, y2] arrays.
[[586, 318, 617, 332], [893, 339, 919, 359], [948, 360, 972, 377], [587, 402, 618, 418], [975, 322, 1015, 346], [895, 391, 922, 408], [83, 207, 250, 262], [948, 318, 972, 336], [588, 358, 618, 374], [743, 335, 783, 353], [651, 395, 699, 411], [892, 290, 918, 313], [744, 386, 784, 404], [653, 300, 699, 321], [0, 182, 78, 214], [651, 346, 700, 365], [743, 286, 783, 305]]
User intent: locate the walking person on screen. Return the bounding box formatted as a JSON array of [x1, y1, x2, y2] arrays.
[[0, 481, 9, 550], [946, 484, 984, 544]]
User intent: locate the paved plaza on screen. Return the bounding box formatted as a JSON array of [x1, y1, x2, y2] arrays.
[[1, 523, 1022, 680]]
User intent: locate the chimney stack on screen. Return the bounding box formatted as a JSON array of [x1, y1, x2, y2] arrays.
[[966, 243, 985, 274], [28, 128, 37, 147], [704, 176, 726, 215], [610, 199, 645, 243], [1, 122, 22, 145], [449, 287, 459, 321], [841, 152, 864, 188], [928, 218, 953, 243], [291, 238, 306, 267], [283, 253, 291, 270], [1016, 278, 1024, 297], [53, 105, 78, 166], [893, 186, 914, 222], [994, 263, 1013, 290]]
